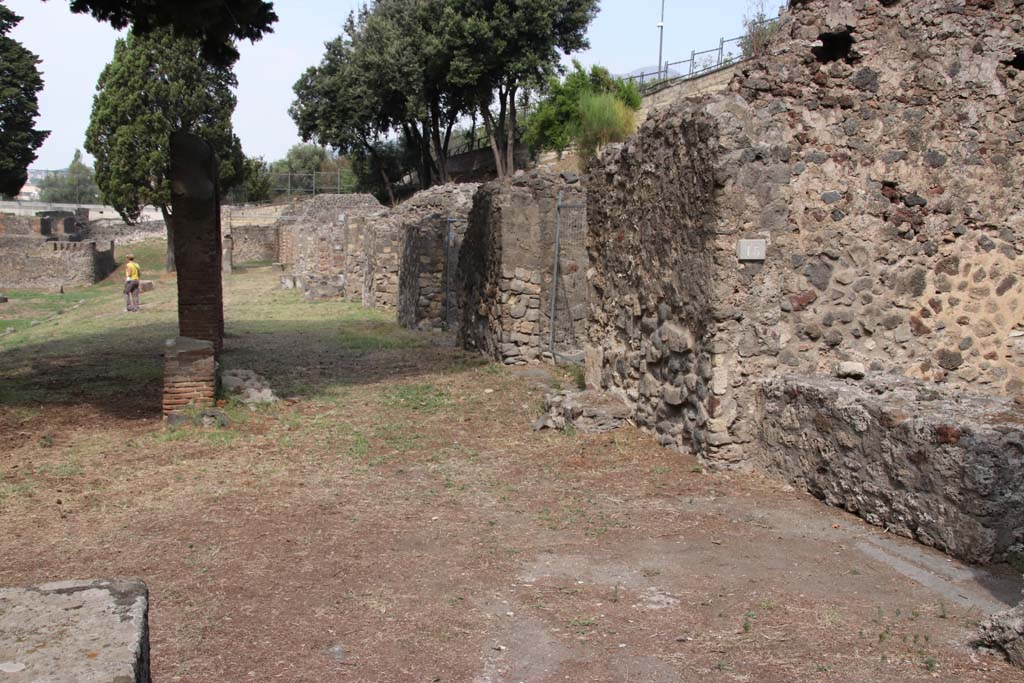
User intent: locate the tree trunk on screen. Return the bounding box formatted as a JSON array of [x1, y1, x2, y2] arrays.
[[506, 82, 518, 176], [419, 119, 435, 189], [442, 118, 455, 163], [481, 105, 505, 179], [161, 205, 176, 272], [496, 84, 507, 166], [378, 163, 396, 207], [429, 98, 450, 185]]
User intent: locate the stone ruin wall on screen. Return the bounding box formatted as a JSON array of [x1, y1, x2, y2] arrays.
[[459, 173, 587, 364], [280, 186, 480, 316], [221, 203, 289, 263], [281, 194, 383, 299], [81, 219, 166, 246], [366, 184, 479, 312], [363, 210, 402, 309], [587, 0, 1024, 466], [397, 184, 478, 331], [0, 214, 116, 290], [399, 215, 467, 331], [759, 373, 1024, 566]]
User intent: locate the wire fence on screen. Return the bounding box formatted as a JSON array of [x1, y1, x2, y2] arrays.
[[442, 217, 467, 329], [624, 15, 780, 92], [549, 193, 588, 361]]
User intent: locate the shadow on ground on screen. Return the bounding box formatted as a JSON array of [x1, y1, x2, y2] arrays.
[[0, 317, 486, 418]]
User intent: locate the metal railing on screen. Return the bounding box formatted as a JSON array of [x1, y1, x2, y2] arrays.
[[267, 171, 352, 196], [624, 15, 780, 93]]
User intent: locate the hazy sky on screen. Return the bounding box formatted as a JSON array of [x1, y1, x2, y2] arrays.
[[8, 0, 782, 170]]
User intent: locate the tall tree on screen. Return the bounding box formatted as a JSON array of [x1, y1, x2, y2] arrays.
[[37, 149, 101, 204], [290, 15, 415, 201], [240, 156, 272, 203], [443, 0, 598, 177], [63, 0, 278, 65], [85, 28, 244, 271], [0, 3, 48, 198]]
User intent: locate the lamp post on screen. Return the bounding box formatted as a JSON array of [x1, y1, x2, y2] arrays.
[[657, 0, 665, 80]]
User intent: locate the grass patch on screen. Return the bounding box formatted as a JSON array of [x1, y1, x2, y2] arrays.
[[381, 384, 451, 413]]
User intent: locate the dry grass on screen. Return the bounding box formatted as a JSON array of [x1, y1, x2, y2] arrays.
[[0, 258, 1019, 682]]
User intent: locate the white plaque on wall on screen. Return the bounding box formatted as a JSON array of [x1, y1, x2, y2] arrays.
[[737, 238, 767, 261]]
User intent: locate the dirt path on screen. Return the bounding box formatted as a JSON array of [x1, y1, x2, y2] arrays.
[[0, 265, 1019, 682]]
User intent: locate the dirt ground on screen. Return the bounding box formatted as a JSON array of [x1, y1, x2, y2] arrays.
[[0, 257, 1020, 682]]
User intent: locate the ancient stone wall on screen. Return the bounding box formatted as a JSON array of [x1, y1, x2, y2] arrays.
[[221, 203, 289, 263], [636, 63, 740, 125], [0, 239, 116, 290], [286, 194, 383, 299], [36, 211, 77, 236], [221, 203, 287, 231], [396, 184, 479, 330], [586, 0, 1024, 465], [758, 374, 1024, 565], [81, 219, 166, 246], [459, 172, 588, 364], [363, 211, 402, 309], [399, 215, 467, 330], [0, 214, 45, 236], [229, 225, 279, 263]]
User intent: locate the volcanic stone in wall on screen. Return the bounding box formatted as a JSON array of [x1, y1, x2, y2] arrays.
[[398, 214, 466, 331], [458, 172, 587, 365], [584, 0, 1024, 466], [364, 211, 402, 309], [757, 374, 1024, 566]]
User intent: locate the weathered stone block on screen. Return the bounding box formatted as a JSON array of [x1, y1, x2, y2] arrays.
[[0, 579, 150, 682], [757, 375, 1024, 565]]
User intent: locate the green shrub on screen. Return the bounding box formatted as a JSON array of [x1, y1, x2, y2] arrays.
[[740, 3, 779, 60], [574, 93, 636, 160], [524, 61, 640, 156]]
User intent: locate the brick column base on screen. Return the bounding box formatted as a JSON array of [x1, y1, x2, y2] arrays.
[[163, 336, 217, 417]]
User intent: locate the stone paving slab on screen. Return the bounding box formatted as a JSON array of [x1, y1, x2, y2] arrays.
[[0, 578, 150, 683]]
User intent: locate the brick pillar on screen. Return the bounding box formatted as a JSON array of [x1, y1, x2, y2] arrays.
[[169, 132, 224, 353], [162, 336, 217, 416]]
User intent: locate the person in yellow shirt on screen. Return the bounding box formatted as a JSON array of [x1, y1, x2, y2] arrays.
[[123, 254, 141, 312]]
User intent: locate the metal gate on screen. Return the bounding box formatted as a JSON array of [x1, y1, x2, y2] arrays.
[[549, 192, 587, 360]]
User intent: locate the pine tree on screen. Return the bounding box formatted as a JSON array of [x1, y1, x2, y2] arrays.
[[85, 28, 244, 271], [0, 3, 48, 198]]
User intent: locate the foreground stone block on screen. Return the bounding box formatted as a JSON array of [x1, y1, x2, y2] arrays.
[[163, 336, 217, 416], [757, 374, 1024, 565], [534, 389, 632, 434], [979, 598, 1024, 668], [138, 280, 154, 293], [0, 578, 150, 682]]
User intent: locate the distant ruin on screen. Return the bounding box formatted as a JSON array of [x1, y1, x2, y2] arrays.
[[0, 212, 115, 290], [268, 185, 480, 317]]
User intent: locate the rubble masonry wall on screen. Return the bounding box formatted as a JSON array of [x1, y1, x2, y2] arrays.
[[586, 0, 1024, 466], [0, 239, 116, 290], [459, 172, 587, 364], [758, 374, 1024, 565]]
